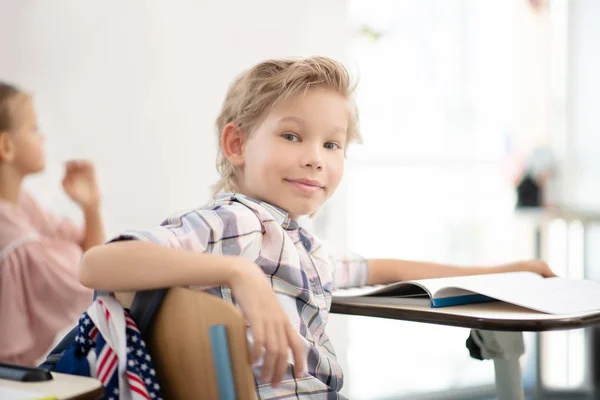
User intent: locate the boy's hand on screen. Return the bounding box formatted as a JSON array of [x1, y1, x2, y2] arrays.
[[228, 258, 306, 387], [62, 160, 101, 211], [513, 259, 557, 278]]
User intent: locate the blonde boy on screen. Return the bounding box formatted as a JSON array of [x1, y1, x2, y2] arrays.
[[80, 56, 554, 399]]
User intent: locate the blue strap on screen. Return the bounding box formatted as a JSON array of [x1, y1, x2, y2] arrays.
[[38, 325, 79, 371], [129, 289, 168, 333]]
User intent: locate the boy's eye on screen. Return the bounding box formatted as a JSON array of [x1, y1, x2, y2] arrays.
[[282, 133, 299, 142], [324, 142, 341, 150]]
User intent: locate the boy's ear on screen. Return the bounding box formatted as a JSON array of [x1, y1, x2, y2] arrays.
[[221, 122, 246, 167], [0, 132, 15, 162]]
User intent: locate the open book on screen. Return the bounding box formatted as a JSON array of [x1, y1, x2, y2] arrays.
[[333, 271, 600, 315]]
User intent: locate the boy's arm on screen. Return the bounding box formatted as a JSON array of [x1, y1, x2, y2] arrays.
[[79, 240, 243, 290], [79, 240, 306, 386], [367, 258, 556, 286]]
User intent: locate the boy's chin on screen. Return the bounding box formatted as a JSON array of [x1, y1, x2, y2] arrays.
[[284, 201, 323, 219]]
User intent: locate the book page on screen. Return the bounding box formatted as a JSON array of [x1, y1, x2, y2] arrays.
[[411, 271, 544, 298], [430, 271, 543, 299], [456, 276, 600, 314], [333, 271, 541, 300]]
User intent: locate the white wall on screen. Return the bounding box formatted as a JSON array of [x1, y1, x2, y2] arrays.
[[0, 0, 349, 235], [0, 1, 355, 395], [564, 0, 600, 209]]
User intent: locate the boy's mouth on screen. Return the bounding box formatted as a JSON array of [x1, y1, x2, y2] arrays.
[[284, 178, 324, 193]]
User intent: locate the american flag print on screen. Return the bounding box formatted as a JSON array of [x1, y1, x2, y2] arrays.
[[73, 297, 163, 400]]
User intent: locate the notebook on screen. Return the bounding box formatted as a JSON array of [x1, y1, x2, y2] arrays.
[[333, 271, 600, 315]]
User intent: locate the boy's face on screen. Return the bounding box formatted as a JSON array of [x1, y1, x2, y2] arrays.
[[238, 88, 348, 218]]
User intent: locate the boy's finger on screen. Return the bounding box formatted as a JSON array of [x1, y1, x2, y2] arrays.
[[260, 325, 279, 384], [250, 323, 265, 363], [270, 324, 289, 387], [287, 324, 306, 377]]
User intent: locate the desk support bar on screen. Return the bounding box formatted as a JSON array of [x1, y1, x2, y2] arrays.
[[468, 330, 525, 400], [494, 358, 525, 400]]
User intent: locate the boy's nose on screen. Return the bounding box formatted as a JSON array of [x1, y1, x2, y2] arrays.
[[303, 148, 323, 170], [305, 161, 322, 170]]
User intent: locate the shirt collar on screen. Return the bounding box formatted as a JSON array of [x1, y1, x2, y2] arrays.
[[215, 193, 299, 230]]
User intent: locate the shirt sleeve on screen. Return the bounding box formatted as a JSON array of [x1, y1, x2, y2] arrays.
[[306, 230, 370, 290], [108, 204, 264, 260], [19, 191, 84, 244], [0, 239, 93, 366], [331, 249, 370, 290]]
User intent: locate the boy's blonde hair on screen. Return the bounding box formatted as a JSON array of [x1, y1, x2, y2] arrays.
[[213, 56, 361, 196]]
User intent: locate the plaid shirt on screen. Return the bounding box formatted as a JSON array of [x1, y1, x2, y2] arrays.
[[111, 193, 369, 399]]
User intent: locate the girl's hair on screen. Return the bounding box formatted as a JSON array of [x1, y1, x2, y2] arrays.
[[0, 81, 26, 133], [213, 56, 361, 197]]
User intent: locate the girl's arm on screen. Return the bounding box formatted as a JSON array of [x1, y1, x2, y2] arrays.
[[367, 258, 555, 286], [61, 160, 105, 250], [80, 205, 105, 251]]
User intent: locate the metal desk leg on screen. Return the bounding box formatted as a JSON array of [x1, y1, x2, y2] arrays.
[[494, 357, 525, 400], [468, 330, 526, 400]]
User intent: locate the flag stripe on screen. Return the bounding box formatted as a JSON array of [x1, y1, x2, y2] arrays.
[[127, 372, 151, 399], [96, 346, 112, 375], [127, 372, 146, 387], [99, 353, 118, 383], [130, 384, 151, 400]]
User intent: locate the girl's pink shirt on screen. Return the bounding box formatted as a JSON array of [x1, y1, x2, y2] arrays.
[[0, 192, 93, 366]]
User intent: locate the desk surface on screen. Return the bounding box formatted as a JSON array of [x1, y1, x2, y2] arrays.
[[515, 206, 600, 223], [331, 298, 600, 331], [0, 372, 103, 400]]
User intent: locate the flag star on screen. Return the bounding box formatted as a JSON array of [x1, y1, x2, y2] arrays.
[[145, 354, 151, 361], [79, 326, 85, 332], [131, 336, 138, 343], [149, 369, 155, 376], [150, 393, 156, 399], [109, 397, 115, 400], [136, 349, 143, 357], [145, 378, 152, 385], [141, 363, 148, 371], [83, 318, 90, 326], [114, 388, 119, 395], [140, 340, 146, 347], [127, 346, 134, 353], [153, 383, 160, 390], [128, 360, 136, 367]]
